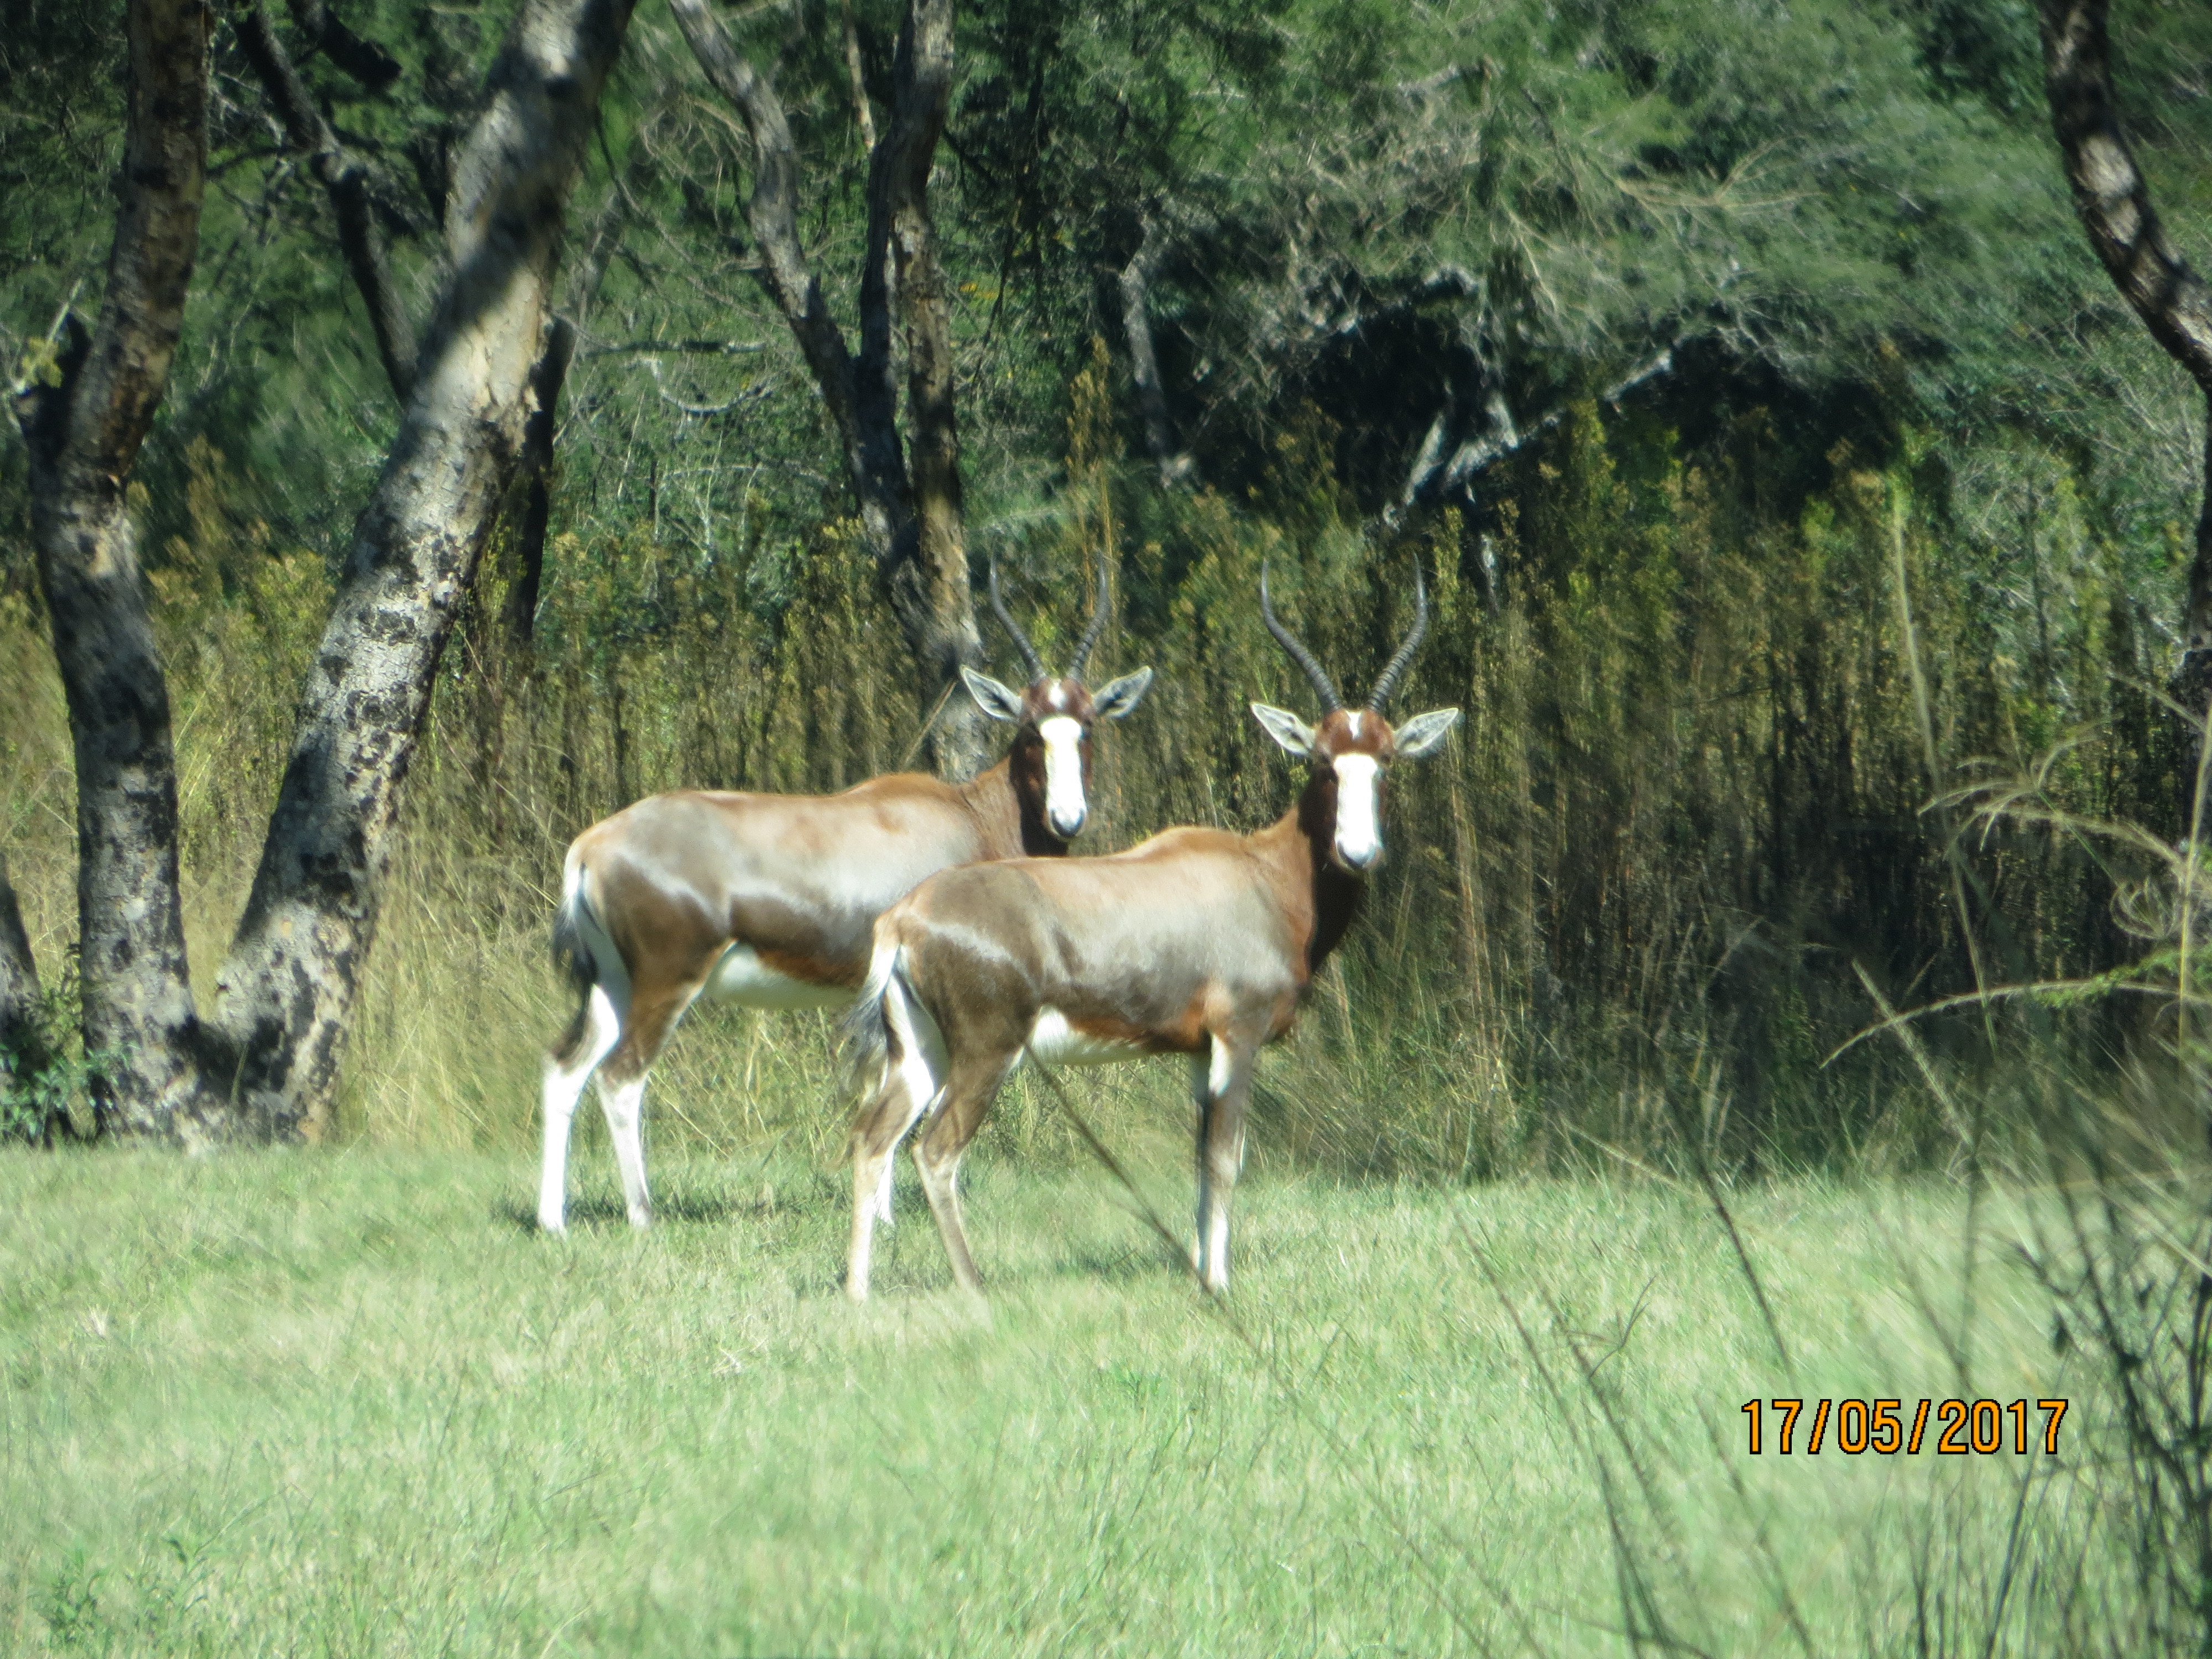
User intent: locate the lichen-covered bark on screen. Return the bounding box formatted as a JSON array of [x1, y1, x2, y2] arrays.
[[2038, 0, 2212, 688], [210, 0, 639, 1138], [9, 0, 213, 1143]]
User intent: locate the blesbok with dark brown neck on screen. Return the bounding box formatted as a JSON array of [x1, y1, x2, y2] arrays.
[[842, 561, 1459, 1298], [538, 564, 1151, 1233]]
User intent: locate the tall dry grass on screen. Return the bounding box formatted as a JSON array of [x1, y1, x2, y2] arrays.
[[0, 361, 2178, 1171]]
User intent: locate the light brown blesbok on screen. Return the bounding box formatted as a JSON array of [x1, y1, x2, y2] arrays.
[[538, 565, 1152, 1233], [841, 560, 1459, 1297]]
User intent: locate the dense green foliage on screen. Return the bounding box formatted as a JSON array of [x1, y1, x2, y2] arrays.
[[7, 0, 2212, 1159]]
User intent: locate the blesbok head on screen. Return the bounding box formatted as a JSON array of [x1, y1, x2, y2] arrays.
[[1251, 559, 1460, 872], [959, 558, 1154, 841]]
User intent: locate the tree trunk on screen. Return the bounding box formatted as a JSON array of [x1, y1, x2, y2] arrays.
[[505, 315, 576, 655], [207, 0, 639, 1139], [0, 853, 53, 1135], [1120, 216, 1196, 488], [2037, 0, 2212, 712], [9, 0, 215, 1144], [876, 0, 985, 777], [672, 0, 987, 779], [667, 0, 877, 523]]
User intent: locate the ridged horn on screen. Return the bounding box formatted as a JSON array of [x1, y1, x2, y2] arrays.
[[1366, 556, 1428, 710], [1259, 561, 1344, 713], [987, 556, 1046, 682], [1067, 555, 1111, 679]]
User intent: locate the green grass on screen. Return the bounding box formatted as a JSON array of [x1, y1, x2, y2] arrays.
[[0, 1141, 2112, 1656]]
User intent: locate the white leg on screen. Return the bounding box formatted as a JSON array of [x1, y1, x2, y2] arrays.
[[848, 1079, 938, 1301], [597, 1072, 653, 1229], [847, 973, 945, 1301], [1193, 1035, 1247, 1293], [539, 985, 621, 1234]]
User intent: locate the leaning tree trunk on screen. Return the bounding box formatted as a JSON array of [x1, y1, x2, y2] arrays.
[[874, 0, 988, 779], [2038, 1, 2212, 735], [671, 0, 988, 780], [9, 0, 213, 1142], [207, 0, 639, 1139]]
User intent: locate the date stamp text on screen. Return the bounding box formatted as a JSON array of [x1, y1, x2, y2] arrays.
[[1740, 1398, 2068, 1455]]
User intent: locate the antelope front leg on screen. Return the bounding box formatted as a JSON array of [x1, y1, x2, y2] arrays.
[[1193, 1036, 1254, 1293]]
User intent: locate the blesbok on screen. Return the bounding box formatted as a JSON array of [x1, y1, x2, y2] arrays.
[[538, 564, 1152, 1233], [842, 561, 1459, 1298]]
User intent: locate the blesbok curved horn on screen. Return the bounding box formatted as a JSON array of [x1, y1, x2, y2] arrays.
[[988, 556, 1046, 682], [1259, 561, 1343, 713], [1365, 557, 1428, 710], [1067, 556, 1112, 679]]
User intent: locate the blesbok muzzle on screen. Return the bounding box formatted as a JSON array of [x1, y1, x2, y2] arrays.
[[962, 556, 1155, 844], [1039, 716, 1088, 838], [1249, 557, 1463, 869]]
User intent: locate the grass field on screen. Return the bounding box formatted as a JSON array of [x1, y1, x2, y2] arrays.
[[0, 1130, 2122, 1657]]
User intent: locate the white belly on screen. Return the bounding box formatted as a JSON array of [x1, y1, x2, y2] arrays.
[[703, 943, 853, 1010], [1026, 1007, 1146, 1067]]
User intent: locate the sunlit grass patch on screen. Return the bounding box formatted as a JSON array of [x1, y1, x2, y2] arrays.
[[0, 1146, 2112, 1656]]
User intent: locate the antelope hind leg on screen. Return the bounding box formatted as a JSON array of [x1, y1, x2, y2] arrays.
[[540, 984, 622, 1233]]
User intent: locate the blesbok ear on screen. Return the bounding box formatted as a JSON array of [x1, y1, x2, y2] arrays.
[[1250, 702, 1316, 757], [1091, 667, 1154, 720], [1393, 707, 1462, 760], [961, 666, 1026, 723]]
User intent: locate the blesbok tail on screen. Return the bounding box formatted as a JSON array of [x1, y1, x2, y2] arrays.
[[549, 851, 602, 1066], [838, 932, 904, 1107], [840, 926, 949, 1228]]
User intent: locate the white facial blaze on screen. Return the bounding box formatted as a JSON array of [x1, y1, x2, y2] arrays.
[[1332, 754, 1382, 869], [1039, 714, 1087, 836]]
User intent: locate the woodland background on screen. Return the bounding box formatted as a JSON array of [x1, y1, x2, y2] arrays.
[[4, 0, 2211, 1167]]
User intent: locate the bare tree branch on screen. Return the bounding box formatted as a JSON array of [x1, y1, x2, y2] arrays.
[[8, 0, 211, 1142], [234, 2, 418, 400], [839, 0, 877, 155], [667, 0, 877, 523], [284, 0, 401, 89], [875, 0, 988, 778], [1389, 340, 1682, 531], [671, 0, 986, 779]]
